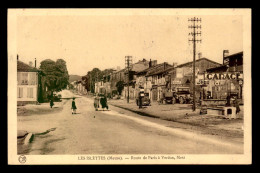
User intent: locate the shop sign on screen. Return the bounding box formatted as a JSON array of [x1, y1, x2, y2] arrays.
[[172, 80, 182, 84], [204, 73, 243, 80], [196, 79, 209, 85]]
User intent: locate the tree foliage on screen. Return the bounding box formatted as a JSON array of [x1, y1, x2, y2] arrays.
[[116, 81, 124, 95], [82, 68, 114, 93], [40, 59, 69, 95]]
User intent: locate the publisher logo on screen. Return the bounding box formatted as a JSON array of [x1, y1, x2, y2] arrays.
[[18, 155, 26, 164]]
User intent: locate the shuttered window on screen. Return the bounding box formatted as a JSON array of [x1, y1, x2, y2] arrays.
[[29, 73, 36, 85], [27, 88, 34, 98], [18, 87, 23, 98], [21, 73, 28, 85]]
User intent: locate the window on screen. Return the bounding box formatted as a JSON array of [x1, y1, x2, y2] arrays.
[[29, 73, 36, 85], [27, 88, 34, 98], [18, 87, 23, 98], [21, 73, 28, 85]]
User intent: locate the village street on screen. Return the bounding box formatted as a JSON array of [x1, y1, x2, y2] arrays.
[[17, 90, 243, 155]]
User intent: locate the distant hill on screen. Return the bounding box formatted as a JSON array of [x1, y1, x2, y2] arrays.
[[69, 75, 82, 83]]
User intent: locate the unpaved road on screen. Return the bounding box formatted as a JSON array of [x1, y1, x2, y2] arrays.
[[18, 90, 243, 155]]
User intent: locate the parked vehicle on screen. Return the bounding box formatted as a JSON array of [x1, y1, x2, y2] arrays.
[[162, 91, 176, 104], [173, 87, 191, 104], [136, 93, 151, 106]]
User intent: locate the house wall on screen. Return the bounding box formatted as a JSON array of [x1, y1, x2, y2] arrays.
[[17, 72, 38, 102]]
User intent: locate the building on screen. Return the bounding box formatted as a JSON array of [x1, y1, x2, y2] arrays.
[[136, 61, 173, 102], [205, 51, 243, 101], [169, 57, 222, 100], [122, 59, 150, 99], [107, 58, 150, 98], [75, 80, 87, 94], [17, 60, 41, 105]]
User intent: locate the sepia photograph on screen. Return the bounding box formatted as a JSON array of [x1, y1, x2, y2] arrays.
[[8, 8, 251, 164]]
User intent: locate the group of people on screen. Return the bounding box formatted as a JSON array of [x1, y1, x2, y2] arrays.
[[49, 94, 109, 115], [49, 97, 77, 114], [94, 94, 109, 111]]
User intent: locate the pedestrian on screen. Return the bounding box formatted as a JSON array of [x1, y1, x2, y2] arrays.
[[234, 97, 240, 114], [104, 95, 109, 110], [100, 94, 108, 111], [139, 93, 142, 109], [226, 95, 231, 106], [94, 95, 100, 111], [50, 99, 54, 108], [71, 98, 77, 114]]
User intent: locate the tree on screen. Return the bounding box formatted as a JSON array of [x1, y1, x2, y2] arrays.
[[82, 68, 102, 93], [40, 59, 69, 98], [116, 81, 124, 95]]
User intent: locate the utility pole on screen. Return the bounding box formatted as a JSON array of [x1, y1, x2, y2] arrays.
[[188, 17, 202, 111], [125, 56, 132, 103]]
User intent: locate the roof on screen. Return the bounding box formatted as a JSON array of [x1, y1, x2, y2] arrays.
[[176, 58, 222, 68], [17, 60, 40, 72], [206, 65, 228, 72], [224, 51, 243, 60], [145, 63, 173, 76], [148, 66, 174, 76]]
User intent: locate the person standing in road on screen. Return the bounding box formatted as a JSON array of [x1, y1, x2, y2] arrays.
[[104, 95, 109, 110], [139, 93, 142, 109], [71, 98, 77, 114], [234, 97, 240, 114], [50, 98, 54, 108]]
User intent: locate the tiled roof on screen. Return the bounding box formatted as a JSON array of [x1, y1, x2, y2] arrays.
[[176, 58, 222, 68], [224, 51, 243, 60], [146, 63, 173, 76], [206, 65, 228, 72], [17, 60, 39, 72]]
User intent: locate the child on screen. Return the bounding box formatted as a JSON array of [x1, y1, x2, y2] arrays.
[[71, 98, 77, 114], [50, 99, 54, 108]]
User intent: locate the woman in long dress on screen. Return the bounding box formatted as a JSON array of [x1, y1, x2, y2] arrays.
[[71, 98, 77, 114]]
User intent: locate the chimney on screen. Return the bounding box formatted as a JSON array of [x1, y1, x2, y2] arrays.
[[152, 60, 157, 66], [164, 62, 167, 70], [149, 59, 152, 68], [17, 54, 19, 61], [173, 62, 178, 68], [223, 50, 229, 64], [198, 52, 202, 59], [35, 58, 37, 68]]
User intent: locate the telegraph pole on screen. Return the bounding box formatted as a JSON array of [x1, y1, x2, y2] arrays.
[[188, 17, 202, 111], [125, 56, 132, 103]]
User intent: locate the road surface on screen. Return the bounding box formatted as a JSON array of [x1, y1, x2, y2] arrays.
[[18, 90, 243, 155]]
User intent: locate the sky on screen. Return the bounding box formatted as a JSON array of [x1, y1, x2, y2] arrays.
[[16, 11, 243, 76]]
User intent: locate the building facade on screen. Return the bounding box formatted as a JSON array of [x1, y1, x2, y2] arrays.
[[169, 57, 222, 101], [17, 60, 41, 105], [205, 51, 243, 101]]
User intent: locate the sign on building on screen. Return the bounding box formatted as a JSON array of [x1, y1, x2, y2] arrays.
[[204, 72, 243, 80], [172, 80, 182, 85]]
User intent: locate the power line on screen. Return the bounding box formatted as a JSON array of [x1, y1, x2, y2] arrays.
[[188, 17, 202, 112], [125, 56, 132, 103]]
